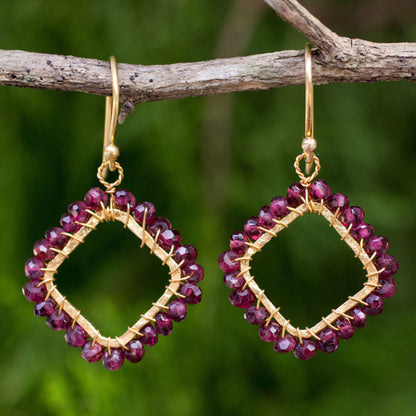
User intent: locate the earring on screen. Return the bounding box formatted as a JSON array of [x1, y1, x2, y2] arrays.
[[218, 44, 398, 360], [23, 56, 204, 370]]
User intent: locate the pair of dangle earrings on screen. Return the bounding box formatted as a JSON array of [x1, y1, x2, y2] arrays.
[[23, 46, 398, 370], [23, 57, 204, 370], [218, 44, 398, 360]]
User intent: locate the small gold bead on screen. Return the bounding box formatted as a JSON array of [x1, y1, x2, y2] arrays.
[[104, 144, 120, 162], [302, 137, 317, 153]]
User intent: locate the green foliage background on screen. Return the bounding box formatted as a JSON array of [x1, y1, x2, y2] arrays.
[[0, 1, 415, 415]]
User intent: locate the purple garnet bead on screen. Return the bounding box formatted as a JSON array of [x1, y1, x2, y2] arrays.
[[317, 328, 338, 353], [114, 189, 136, 211], [270, 196, 289, 218], [45, 227, 69, 249], [244, 217, 262, 241], [81, 341, 104, 362], [148, 217, 172, 236], [294, 339, 317, 360], [23, 280, 46, 302], [223, 271, 245, 289], [174, 245, 198, 263], [84, 187, 108, 211], [258, 206, 274, 229], [132, 202, 156, 225], [168, 299, 187, 322], [65, 324, 88, 347], [348, 307, 367, 328], [103, 348, 125, 371], [25, 257, 44, 280], [158, 229, 181, 250], [68, 201, 90, 223], [179, 283, 202, 304], [351, 222, 374, 242], [34, 299, 56, 317], [327, 193, 350, 213], [259, 321, 281, 342], [341, 206, 365, 226], [364, 294, 384, 316], [335, 318, 354, 340], [140, 324, 158, 346], [273, 334, 296, 353], [366, 236, 389, 256], [229, 231, 247, 255], [309, 180, 331, 200], [182, 262, 204, 284], [374, 277, 397, 299], [218, 250, 240, 273], [125, 340, 145, 363], [244, 306, 268, 325], [46, 310, 71, 331], [60, 213, 81, 233], [155, 312, 173, 335], [229, 288, 256, 309], [287, 183, 306, 207], [33, 239, 55, 262], [376, 254, 399, 277]]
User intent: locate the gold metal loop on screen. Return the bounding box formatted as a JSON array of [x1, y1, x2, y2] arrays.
[[102, 56, 120, 178], [97, 160, 124, 193], [294, 152, 321, 185]]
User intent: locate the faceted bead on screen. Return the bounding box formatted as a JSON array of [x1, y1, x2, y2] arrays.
[[341, 206, 365, 226], [223, 271, 245, 289], [229, 288, 256, 309], [81, 340, 104, 362], [34, 299, 56, 317], [168, 299, 187, 322], [287, 183, 306, 207], [364, 294, 384, 316], [158, 229, 181, 250], [229, 231, 247, 255], [141, 324, 158, 346], [132, 202, 156, 225], [348, 307, 367, 328], [294, 339, 317, 360], [174, 244, 198, 263], [23, 280, 46, 302], [335, 318, 354, 340], [68, 201, 90, 223], [310, 180, 331, 200], [45, 227, 69, 249], [270, 196, 289, 218], [125, 339, 145, 363], [179, 283, 202, 304], [33, 239, 55, 262], [351, 222, 374, 242], [114, 189, 136, 211], [84, 187, 108, 211], [182, 262, 204, 284], [327, 193, 350, 213], [365, 236, 389, 256], [317, 328, 338, 353], [218, 250, 240, 273], [60, 213, 81, 233], [374, 276, 397, 299], [244, 306, 268, 325], [273, 334, 296, 353], [258, 321, 280, 342], [46, 310, 71, 330], [155, 312, 173, 335], [103, 348, 125, 371], [148, 217, 172, 236], [376, 254, 399, 277], [244, 217, 262, 241], [65, 324, 88, 347], [258, 206, 274, 229], [25, 257, 44, 280]]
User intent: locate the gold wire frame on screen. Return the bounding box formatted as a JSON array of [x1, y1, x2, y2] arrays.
[[237, 199, 383, 341], [41, 206, 184, 349]]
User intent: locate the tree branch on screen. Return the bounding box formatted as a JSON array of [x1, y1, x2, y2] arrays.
[[0, 0, 415, 121]]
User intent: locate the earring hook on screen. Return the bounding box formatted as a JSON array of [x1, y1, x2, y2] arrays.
[[102, 56, 120, 176]]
